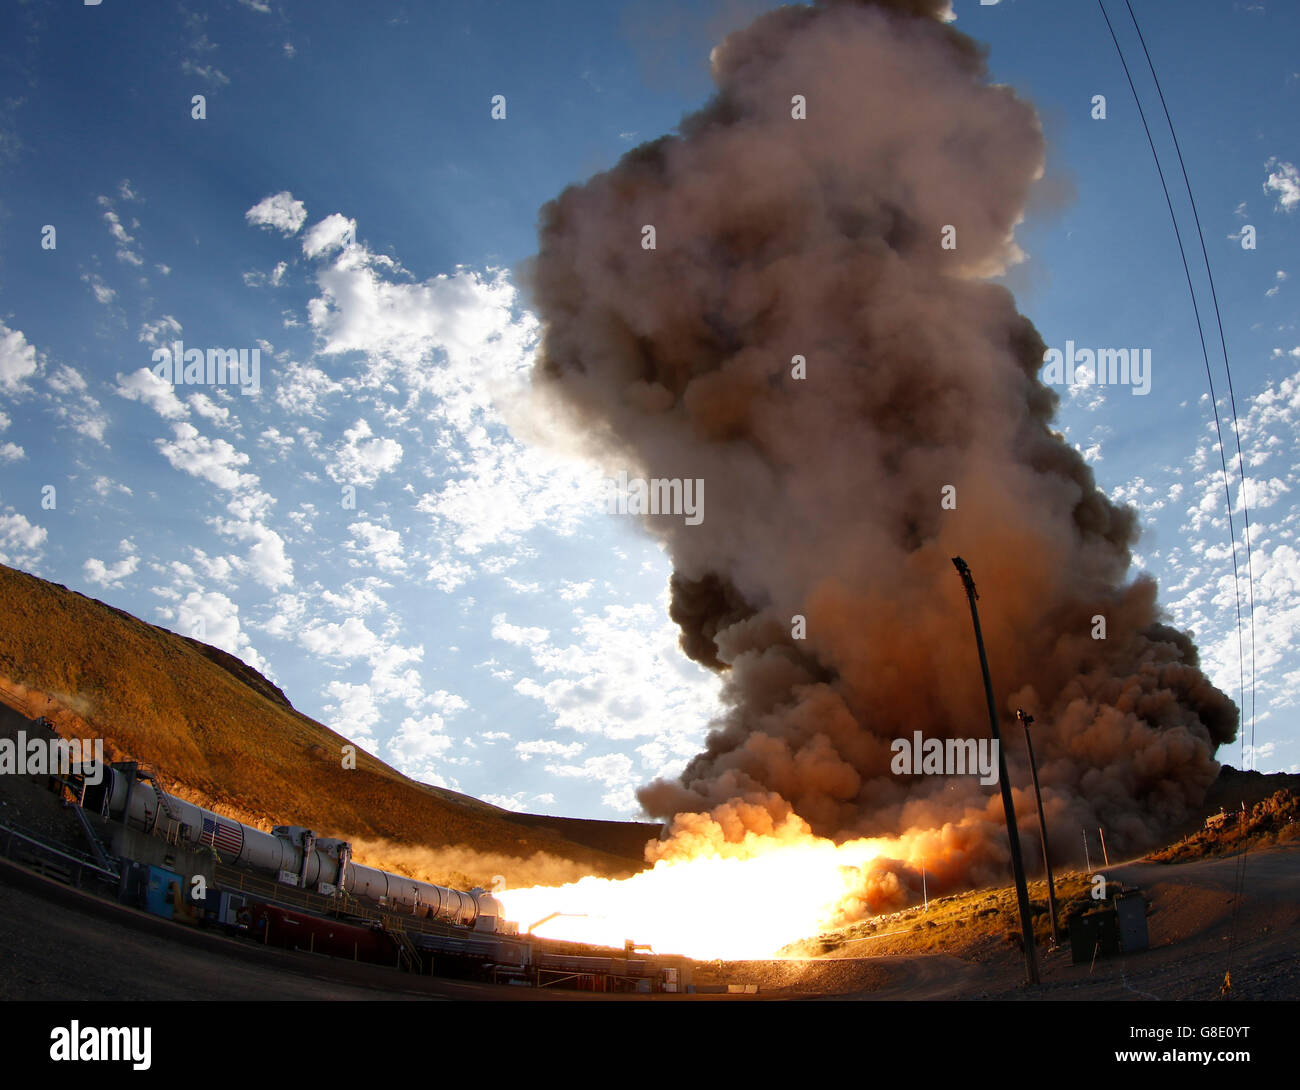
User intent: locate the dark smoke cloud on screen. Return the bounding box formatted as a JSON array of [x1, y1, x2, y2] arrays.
[[527, 0, 1236, 886]]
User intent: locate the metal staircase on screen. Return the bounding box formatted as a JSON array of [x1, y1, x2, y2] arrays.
[[139, 772, 185, 841], [67, 799, 116, 874], [386, 919, 422, 972]]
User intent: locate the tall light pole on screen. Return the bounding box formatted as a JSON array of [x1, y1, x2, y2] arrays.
[[1017, 709, 1060, 948], [952, 557, 1039, 986]]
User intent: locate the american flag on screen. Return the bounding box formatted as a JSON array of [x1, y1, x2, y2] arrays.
[[201, 816, 243, 860]]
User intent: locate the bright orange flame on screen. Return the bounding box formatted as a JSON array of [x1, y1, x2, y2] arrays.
[[497, 832, 901, 960]]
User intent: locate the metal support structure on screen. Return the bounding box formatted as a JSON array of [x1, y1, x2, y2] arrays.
[[952, 557, 1039, 986], [1098, 826, 1111, 867], [1017, 709, 1060, 947]]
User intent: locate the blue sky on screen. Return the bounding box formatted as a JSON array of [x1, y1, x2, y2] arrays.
[[0, 0, 1296, 819]]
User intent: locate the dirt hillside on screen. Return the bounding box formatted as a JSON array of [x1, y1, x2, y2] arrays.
[[0, 563, 656, 885]]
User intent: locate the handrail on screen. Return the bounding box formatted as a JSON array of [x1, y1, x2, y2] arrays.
[[68, 803, 116, 871], [0, 820, 119, 883]]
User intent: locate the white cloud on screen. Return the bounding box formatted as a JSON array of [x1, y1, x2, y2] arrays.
[[274, 361, 342, 417], [300, 615, 384, 660], [322, 680, 380, 751], [46, 364, 109, 444], [386, 713, 456, 787], [91, 476, 132, 499], [496, 598, 724, 750], [246, 191, 308, 236], [180, 60, 229, 86], [84, 540, 139, 588], [100, 204, 143, 265], [0, 321, 39, 393], [0, 509, 47, 570], [480, 790, 556, 812], [347, 520, 406, 573], [82, 273, 115, 305], [491, 613, 550, 647], [1264, 157, 1300, 212], [302, 213, 356, 258], [545, 752, 633, 783], [516, 738, 584, 761], [319, 578, 389, 616], [116, 367, 189, 420], [542, 752, 638, 811], [188, 392, 232, 428], [156, 423, 255, 492], [210, 514, 294, 589], [327, 418, 403, 486], [261, 591, 308, 640], [426, 557, 472, 593], [138, 316, 183, 347], [259, 427, 294, 455], [171, 589, 269, 673], [301, 232, 604, 583], [1165, 362, 1300, 721]]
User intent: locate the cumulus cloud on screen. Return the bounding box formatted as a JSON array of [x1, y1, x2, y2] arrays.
[[490, 614, 550, 647], [1264, 157, 1300, 212], [98, 199, 143, 265], [82, 273, 116, 305], [0, 321, 39, 393], [246, 191, 308, 236], [0, 509, 47, 571], [156, 423, 256, 492], [116, 367, 189, 420], [347, 520, 406, 572], [299, 229, 606, 584], [1164, 361, 1300, 739], [386, 713, 457, 787], [210, 514, 294, 589], [302, 213, 356, 258], [516, 739, 584, 761], [273, 361, 342, 416], [494, 598, 724, 756], [47, 364, 109, 443], [138, 316, 183, 347], [327, 418, 403, 485], [166, 589, 269, 673], [84, 540, 139, 588], [322, 680, 381, 752]]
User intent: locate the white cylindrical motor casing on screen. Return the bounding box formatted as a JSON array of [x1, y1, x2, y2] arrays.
[[103, 766, 482, 925]]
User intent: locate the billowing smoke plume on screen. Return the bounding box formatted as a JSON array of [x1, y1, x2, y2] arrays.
[[528, 0, 1236, 904]]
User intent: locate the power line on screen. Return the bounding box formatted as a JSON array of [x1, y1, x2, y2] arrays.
[[1096, 0, 1258, 998], [1121, 0, 1259, 1000], [1094, 1, 1248, 747], [1121, 0, 1256, 775]]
